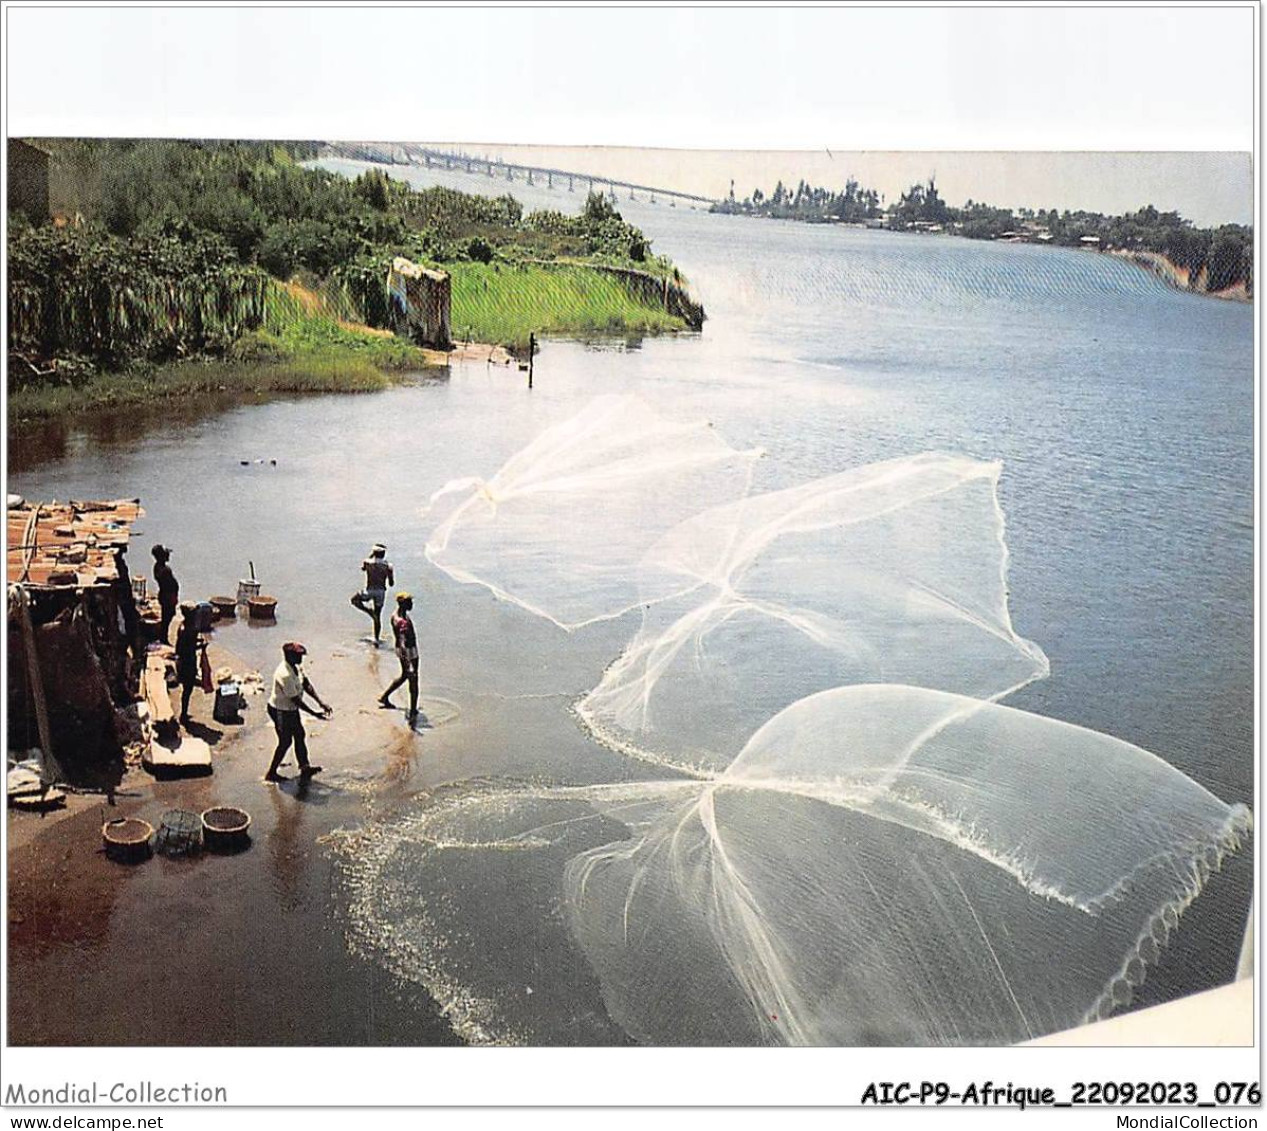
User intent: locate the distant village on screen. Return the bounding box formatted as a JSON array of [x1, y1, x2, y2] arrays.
[[713, 176, 1252, 296]]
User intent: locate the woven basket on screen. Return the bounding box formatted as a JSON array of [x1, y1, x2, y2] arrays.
[[247, 596, 277, 620], [102, 817, 153, 861], [210, 596, 238, 619], [202, 806, 252, 850]]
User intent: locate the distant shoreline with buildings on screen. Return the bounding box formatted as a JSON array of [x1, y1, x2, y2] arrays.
[[711, 177, 1253, 303]]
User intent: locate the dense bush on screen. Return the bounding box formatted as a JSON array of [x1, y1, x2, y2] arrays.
[[11, 142, 689, 368], [329, 254, 396, 329], [466, 236, 494, 264], [9, 224, 268, 368], [524, 193, 654, 262]]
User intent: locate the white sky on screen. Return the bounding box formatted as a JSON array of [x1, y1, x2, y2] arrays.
[[1, 3, 1261, 1116], [5, 6, 1256, 225]]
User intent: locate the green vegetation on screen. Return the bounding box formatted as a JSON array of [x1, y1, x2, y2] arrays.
[[890, 180, 1253, 294], [9, 281, 430, 422], [717, 170, 1252, 295], [8, 352, 395, 423], [7, 139, 696, 409], [711, 177, 882, 223], [449, 263, 684, 348], [9, 220, 268, 370]]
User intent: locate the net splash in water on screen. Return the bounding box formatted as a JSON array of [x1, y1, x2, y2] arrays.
[[423, 395, 764, 631], [341, 686, 1248, 1046], [578, 451, 1050, 774]]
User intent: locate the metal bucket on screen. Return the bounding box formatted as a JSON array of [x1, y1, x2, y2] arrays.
[[236, 579, 261, 604]]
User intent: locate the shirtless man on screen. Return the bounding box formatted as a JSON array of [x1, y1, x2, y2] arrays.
[[378, 592, 419, 723], [350, 543, 394, 643]]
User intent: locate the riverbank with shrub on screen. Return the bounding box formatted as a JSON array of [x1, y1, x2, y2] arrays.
[[7, 140, 702, 416], [8, 287, 429, 423]]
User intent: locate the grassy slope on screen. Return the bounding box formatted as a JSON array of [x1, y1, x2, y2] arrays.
[[10, 256, 693, 422], [450, 262, 684, 348], [8, 289, 433, 423]]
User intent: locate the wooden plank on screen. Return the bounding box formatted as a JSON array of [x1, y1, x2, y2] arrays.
[[143, 734, 212, 773], [143, 654, 175, 727], [10, 787, 66, 810], [9, 499, 142, 589]]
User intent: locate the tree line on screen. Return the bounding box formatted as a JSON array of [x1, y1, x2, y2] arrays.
[[714, 174, 1252, 294], [8, 139, 671, 370], [712, 177, 882, 223]]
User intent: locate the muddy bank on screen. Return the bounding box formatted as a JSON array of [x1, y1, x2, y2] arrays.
[[1110, 248, 1252, 303], [7, 638, 462, 1046]]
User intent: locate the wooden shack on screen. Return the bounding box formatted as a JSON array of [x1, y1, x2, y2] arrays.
[[388, 256, 451, 348], [7, 139, 51, 226], [7, 499, 146, 783]]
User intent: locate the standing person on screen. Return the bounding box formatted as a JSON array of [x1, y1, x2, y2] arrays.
[[378, 592, 419, 722], [350, 543, 394, 643], [265, 642, 331, 782], [173, 602, 206, 726], [112, 544, 142, 666], [152, 544, 179, 643]]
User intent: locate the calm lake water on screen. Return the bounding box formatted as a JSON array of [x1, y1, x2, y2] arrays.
[[10, 161, 1254, 1043]]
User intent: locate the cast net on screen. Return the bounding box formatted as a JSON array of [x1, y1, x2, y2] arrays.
[[342, 687, 1248, 1045], [424, 395, 763, 630], [578, 451, 1049, 773]]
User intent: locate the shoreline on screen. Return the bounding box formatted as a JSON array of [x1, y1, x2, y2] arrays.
[[1105, 248, 1252, 304], [714, 210, 1253, 305], [7, 634, 464, 1046], [6, 340, 519, 427]]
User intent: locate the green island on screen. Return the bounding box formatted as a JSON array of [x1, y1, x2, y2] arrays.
[[713, 176, 1253, 299], [8, 140, 701, 422]]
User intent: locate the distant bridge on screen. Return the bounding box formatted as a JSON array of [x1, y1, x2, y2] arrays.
[[323, 142, 717, 208]]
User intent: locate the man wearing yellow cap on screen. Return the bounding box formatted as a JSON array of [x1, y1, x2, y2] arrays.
[[379, 592, 419, 722]]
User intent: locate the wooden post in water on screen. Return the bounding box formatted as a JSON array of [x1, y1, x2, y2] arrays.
[[528, 333, 535, 389]]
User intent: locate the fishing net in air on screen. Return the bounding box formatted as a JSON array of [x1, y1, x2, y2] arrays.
[[578, 452, 1049, 773], [424, 395, 763, 630]]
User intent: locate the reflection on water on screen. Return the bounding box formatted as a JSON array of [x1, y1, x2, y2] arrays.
[[11, 391, 262, 474], [9, 177, 1253, 1042]]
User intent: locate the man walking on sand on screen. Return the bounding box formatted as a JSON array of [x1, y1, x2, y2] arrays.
[[379, 592, 419, 723], [351, 543, 394, 643], [265, 641, 332, 782]]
